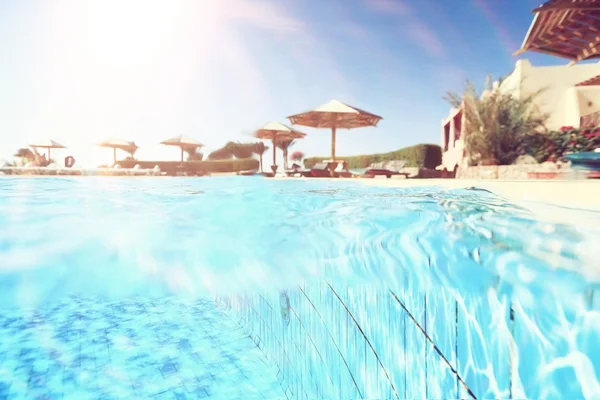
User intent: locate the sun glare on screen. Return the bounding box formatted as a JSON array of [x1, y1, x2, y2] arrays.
[[42, 0, 229, 166]]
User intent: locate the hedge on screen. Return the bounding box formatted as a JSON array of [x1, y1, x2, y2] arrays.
[[303, 144, 442, 169], [209, 141, 262, 160], [117, 158, 259, 175]]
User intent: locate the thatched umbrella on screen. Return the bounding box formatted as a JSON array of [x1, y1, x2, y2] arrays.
[[97, 138, 139, 165], [252, 122, 306, 174], [29, 139, 66, 162], [514, 0, 600, 65], [288, 99, 382, 174], [160, 135, 203, 163]]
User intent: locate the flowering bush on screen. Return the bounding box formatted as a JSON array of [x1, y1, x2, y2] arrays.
[[521, 127, 600, 162], [290, 151, 304, 161], [548, 127, 600, 161]]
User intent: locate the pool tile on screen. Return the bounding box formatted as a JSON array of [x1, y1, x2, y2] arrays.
[[152, 386, 189, 400], [0, 296, 285, 399], [185, 383, 210, 399]]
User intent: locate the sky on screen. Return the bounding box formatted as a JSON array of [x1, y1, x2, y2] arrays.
[[0, 0, 573, 167]]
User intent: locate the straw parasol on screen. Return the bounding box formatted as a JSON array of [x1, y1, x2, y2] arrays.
[[287, 99, 382, 174], [29, 139, 66, 161], [97, 138, 139, 165], [160, 135, 203, 163], [252, 122, 306, 174], [514, 0, 600, 65]]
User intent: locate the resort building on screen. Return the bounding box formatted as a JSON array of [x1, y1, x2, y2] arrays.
[[441, 59, 600, 172]]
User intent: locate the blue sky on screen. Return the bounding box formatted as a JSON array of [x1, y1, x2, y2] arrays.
[[0, 0, 570, 167]]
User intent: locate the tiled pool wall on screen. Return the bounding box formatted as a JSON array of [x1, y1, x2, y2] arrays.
[[216, 282, 600, 400]]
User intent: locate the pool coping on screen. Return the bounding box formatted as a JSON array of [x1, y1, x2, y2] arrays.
[[272, 176, 600, 225], [355, 178, 600, 208], [3, 173, 600, 216]]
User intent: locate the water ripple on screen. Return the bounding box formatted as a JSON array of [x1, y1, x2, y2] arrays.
[[1, 176, 599, 398], [0, 177, 598, 306]]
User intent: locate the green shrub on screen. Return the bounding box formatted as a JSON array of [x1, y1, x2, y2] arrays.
[[303, 144, 442, 169], [117, 158, 259, 175], [445, 75, 549, 165], [208, 141, 261, 160], [225, 141, 255, 159], [198, 159, 259, 172], [207, 148, 233, 160], [520, 133, 554, 163], [186, 148, 203, 161]]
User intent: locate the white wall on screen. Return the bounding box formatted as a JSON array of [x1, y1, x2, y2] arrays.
[[499, 59, 600, 130], [440, 59, 600, 170]]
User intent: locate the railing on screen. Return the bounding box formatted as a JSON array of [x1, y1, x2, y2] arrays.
[[215, 281, 598, 399]]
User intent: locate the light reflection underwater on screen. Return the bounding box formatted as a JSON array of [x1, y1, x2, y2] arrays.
[[0, 177, 598, 399]]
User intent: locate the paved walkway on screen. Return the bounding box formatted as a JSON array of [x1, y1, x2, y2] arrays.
[[0, 296, 285, 399]]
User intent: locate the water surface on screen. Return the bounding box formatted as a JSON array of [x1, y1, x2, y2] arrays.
[[0, 177, 598, 399]]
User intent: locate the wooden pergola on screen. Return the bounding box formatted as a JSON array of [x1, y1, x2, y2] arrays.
[[514, 0, 600, 65]]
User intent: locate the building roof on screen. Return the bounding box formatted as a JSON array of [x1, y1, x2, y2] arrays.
[[515, 0, 600, 64], [576, 73, 600, 85]]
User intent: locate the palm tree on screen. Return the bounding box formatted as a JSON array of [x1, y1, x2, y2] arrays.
[[253, 142, 269, 172], [185, 147, 203, 161], [14, 147, 46, 166], [208, 147, 233, 160], [444, 75, 548, 165], [226, 141, 254, 159], [14, 148, 36, 162], [276, 139, 295, 170], [122, 146, 138, 161]]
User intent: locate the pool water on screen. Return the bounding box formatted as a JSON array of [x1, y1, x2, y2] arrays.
[[0, 297, 282, 399], [0, 177, 599, 399]]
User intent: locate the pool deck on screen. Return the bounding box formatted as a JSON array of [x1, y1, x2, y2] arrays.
[[358, 178, 600, 229], [3, 172, 599, 217], [274, 176, 600, 225], [358, 178, 600, 209]]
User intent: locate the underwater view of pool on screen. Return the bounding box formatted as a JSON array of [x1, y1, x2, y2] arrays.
[[0, 176, 599, 399]]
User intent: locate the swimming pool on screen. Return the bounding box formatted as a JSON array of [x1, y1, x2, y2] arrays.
[[0, 177, 598, 399]]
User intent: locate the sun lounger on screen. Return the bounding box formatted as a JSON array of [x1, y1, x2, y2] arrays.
[[350, 160, 409, 178], [284, 162, 308, 177], [285, 168, 308, 177], [0, 164, 164, 176], [306, 160, 355, 178], [385, 160, 408, 171], [238, 169, 259, 176], [309, 162, 331, 177], [329, 161, 353, 178]]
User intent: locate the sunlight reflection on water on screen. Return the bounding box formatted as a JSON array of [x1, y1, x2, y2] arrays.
[[0, 176, 599, 398]]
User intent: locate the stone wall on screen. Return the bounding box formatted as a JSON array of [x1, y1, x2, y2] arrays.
[[456, 163, 566, 179]]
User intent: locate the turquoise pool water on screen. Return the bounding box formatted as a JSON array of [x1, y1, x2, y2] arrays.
[[0, 177, 599, 399]]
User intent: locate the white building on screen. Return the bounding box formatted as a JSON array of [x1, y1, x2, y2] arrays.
[[440, 59, 600, 172]]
